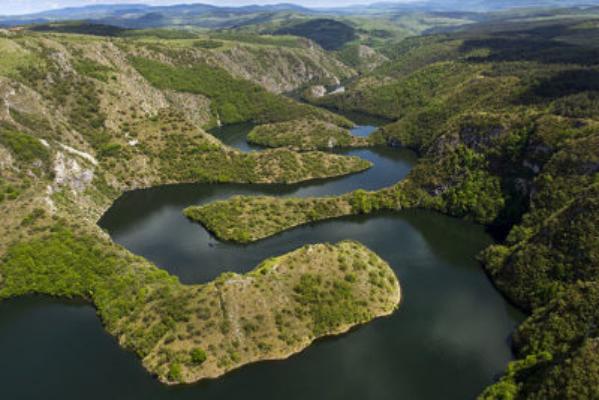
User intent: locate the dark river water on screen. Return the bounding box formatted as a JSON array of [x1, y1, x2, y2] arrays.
[[0, 123, 524, 400]]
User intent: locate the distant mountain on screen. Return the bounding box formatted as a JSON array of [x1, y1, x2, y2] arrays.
[[0, 3, 315, 26], [1, 1, 597, 29], [451, 0, 598, 11], [325, 0, 598, 13], [1, 4, 152, 20]]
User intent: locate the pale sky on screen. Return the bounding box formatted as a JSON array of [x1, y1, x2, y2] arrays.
[[1, 0, 416, 16]]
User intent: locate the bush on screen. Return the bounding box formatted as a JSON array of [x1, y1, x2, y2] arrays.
[[98, 142, 123, 159], [74, 58, 114, 82], [190, 348, 207, 364], [168, 363, 182, 382]]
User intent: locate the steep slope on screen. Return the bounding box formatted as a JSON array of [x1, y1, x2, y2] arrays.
[[202, 35, 353, 93]]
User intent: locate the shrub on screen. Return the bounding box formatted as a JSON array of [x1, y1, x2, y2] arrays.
[[168, 363, 182, 382], [190, 348, 207, 365]]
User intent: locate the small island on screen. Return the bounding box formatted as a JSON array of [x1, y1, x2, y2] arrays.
[[183, 183, 427, 243], [247, 118, 376, 151]]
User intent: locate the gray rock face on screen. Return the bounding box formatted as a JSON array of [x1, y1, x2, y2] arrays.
[[53, 152, 94, 193], [309, 85, 327, 98]]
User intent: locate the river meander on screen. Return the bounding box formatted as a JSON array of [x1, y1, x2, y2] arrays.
[[0, 122, 524, 400]]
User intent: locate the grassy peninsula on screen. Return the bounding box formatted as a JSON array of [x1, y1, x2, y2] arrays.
[[1, 231, 400, 383], [183, 184, 426, 243]]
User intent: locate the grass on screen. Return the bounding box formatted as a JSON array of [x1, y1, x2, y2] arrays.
[[0, 37, 39, 77], [0, 178, 24, 204], [0, 126, 50, 167], [73, 58, 115, 82]]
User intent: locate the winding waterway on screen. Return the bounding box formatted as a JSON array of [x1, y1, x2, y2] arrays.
[[0, 122, 524, 399]]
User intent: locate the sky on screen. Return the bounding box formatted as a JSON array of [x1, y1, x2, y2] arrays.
[[1, 0, 415, 15]]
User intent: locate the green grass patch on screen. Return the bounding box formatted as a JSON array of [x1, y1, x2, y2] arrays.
[[73, 58, 115, 82], [0, 126, 50, 166]]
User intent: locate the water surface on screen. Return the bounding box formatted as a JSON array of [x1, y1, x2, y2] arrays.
[[209, 123, 264, 153], [350, 124, 377, 137]]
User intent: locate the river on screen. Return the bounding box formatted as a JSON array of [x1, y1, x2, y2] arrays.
[[0, 122, 524, 399]]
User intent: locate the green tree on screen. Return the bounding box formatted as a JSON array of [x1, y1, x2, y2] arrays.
[[190, 348, 207, 365]]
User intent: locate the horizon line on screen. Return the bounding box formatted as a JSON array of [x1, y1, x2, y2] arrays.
[[0, 1, 421, 17]]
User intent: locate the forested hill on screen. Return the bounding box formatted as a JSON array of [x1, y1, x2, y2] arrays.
[[306, 17, 599, 399]]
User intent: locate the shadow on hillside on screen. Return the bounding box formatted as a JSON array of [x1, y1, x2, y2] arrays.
[[519, 69, 599, 104], [456, 20, 599, 66], [29, 22, 129, 36], [460, 36, 599, 65]]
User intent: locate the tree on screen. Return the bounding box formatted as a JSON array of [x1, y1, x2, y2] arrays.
[[191, 348, 207, 365]]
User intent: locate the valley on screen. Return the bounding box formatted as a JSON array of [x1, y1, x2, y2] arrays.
[[0, 2, 598, 399]]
